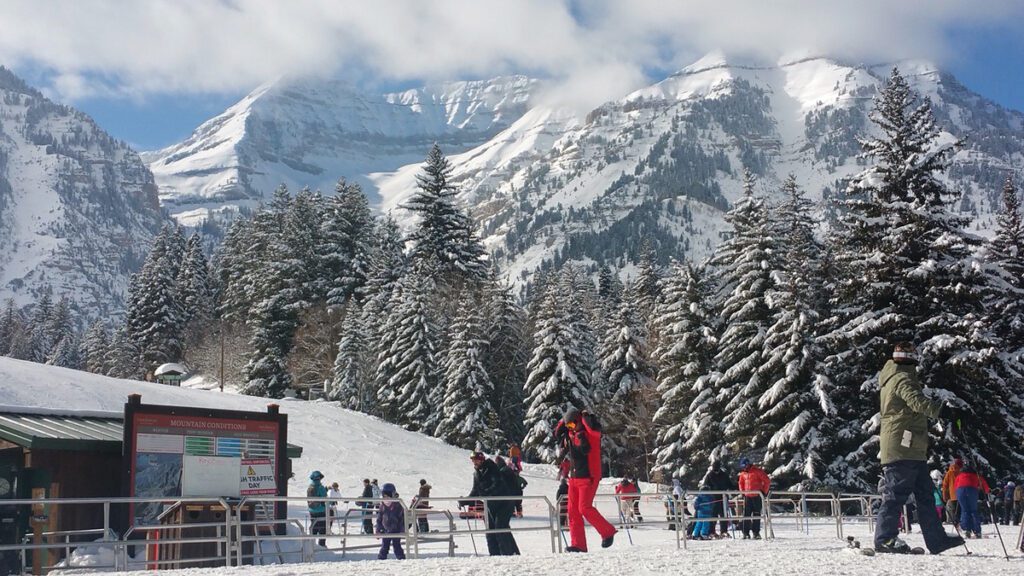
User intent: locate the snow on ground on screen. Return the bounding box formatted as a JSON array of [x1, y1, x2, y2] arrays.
[[5, 358, 1022, 574], [108, 523, 1020, 576], [0, 357, 559, 501]]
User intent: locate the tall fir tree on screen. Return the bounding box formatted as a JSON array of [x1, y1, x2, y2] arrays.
[[598, 286, 656, 474], [105, 325, 143, 379], [521, 271, 594, 463], [706, 169, 777, 452], [330, 302, 371, 410], [321, 178, 375, 307], [80, 320, 110, 375], [374, 272, 440, 431], [405, 144, 487, 284], [482, 270, 529, 443], [650, 262, 717, 482], [437, 299, 497, 449], [824, 67, 1023, 485], [757, 175, 835, 488]]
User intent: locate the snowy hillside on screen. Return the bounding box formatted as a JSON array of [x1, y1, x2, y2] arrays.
[[143, 75, 540, 226], [149, 54, 1024, 282], [0, 356, 557, 499], [0, 67, 166, 318], [374, 54, 1024, 281]]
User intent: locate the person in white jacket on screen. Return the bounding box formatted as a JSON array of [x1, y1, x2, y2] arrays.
[[327, 482, 343, 534]]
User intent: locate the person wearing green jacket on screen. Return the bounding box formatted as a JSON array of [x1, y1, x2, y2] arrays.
[[874, 342, 964, 555]]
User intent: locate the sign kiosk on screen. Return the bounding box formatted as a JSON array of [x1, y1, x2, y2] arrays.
[[121, 395, 290, 566]]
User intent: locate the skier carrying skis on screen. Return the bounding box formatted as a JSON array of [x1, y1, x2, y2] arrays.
[[737, 457, 770, 539], [873, 341, 964, 554], [555, 407, 617, 552]]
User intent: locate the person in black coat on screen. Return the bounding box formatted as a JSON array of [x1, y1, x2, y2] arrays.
[[465, 452, 518, 556], [358, 478, 375, 535], [702, 462, 734, 538]]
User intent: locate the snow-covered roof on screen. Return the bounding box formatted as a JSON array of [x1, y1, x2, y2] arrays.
[[154, 362, 188, 376]]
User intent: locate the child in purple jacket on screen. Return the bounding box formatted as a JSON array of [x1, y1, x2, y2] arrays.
[[376, 483, 406, 560]]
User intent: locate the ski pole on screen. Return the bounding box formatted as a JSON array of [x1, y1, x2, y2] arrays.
[[952, 522, 973, 556], [987, 496, 1010, 561], [461, 507, 478, 556], [616, 502, 634, 545]]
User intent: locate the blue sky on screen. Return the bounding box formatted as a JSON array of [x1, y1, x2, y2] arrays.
[[1, 1, 1022, 151]]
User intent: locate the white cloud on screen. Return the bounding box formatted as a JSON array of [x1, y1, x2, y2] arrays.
[[0, 0, 1020, 103]]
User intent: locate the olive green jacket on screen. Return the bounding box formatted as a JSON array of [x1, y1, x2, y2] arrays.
[[878, 359, 942, 465]]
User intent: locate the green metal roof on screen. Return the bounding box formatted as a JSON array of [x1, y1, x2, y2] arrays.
[[0, 412, 302, 458]]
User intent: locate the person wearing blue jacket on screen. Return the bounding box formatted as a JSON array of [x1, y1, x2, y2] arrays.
[[691, 488, 715, 540], [307, 470, 328, 547], [376, 483, 406, 560]]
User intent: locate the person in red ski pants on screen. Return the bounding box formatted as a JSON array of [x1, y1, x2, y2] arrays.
[[556, 407, 616, 552]]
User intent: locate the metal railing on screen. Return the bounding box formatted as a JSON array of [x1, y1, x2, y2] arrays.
[[1, 489, 1020, 573]]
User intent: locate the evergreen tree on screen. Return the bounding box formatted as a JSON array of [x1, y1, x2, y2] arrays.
[[633, 241, 662, 331], [321, 178, 374, 306], [28, 291, 54, 362], [128, 236, 184, 374], [758, 175, 834, 487], [482, 271, 529, 442], [80, 320, 110, 374], [177, 233, 214, 331], [521, 271, 594, 463], [824, 67, 1023, 485], [599, 286, 656, 473], [437, 299, 497, 449], [405, 144, 487, 283], [330, 302, 371, 410], [986, 176, 1024, 350], [707, 169, 777, 451], [46, 334, 80, 368], [374, 272, 440, 431], [650, 262, 717, 482], [105, 325, 143, 379], [0, 298, 20, 356]]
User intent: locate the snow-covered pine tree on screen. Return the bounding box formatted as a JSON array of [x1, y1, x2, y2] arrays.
[[128, 233, 184, 374], [757, 174, 835, 488], [80, 320, 110, 374], [598, 285, 656, 474], [374, 272, 440, 431], [330, 302, 371, 410], [405, 144, 487, 284], [633, 241, 662, 333], [321, 178, 375, 307], [217, 217, 256, 323], [824, 67, 1024, 485], [105, 325, 142, 379], [482, 270, 529, 442], [242, 185, 303, 398], [44, 296, 75, 358], [707, 168, 777, 452], [0, 298, 19, 356], [521, 271, 594, 463], [650, 262, 717, 482], [28, 291, 53, 362], [437, 298, 497, 449], [46, 333, 80, 368], [177, 233, 214, 340], [985, 176, 1024, 352]]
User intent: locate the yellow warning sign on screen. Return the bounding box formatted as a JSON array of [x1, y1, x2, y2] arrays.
[[247, 466, 256, 475]]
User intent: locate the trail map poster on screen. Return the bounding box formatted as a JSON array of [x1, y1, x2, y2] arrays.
[[124, 402, 286, 525]]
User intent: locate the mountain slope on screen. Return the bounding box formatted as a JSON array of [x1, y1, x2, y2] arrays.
[[144, 75, 540, 225], [150, 56, 1024, 281], [0, 67, 166, 317], [375, 55, 1024, 280]]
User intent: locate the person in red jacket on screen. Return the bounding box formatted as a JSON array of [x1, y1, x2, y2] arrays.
[[737, 456, 771, 539], [555, 406, 616, 552], [953, 462, 991, 539]]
